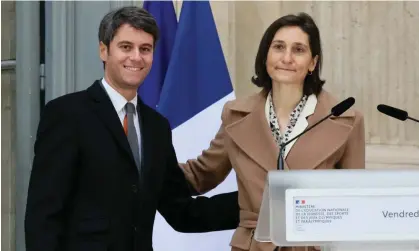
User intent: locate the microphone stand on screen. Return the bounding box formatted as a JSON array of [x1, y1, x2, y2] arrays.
[[277, 114, 333, 170], [408, 116, 419, 123]]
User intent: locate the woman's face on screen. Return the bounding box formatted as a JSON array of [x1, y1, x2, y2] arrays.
[[266, 26, 318, 87]]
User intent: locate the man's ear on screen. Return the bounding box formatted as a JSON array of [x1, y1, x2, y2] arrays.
[[99, 41, 108, 62]]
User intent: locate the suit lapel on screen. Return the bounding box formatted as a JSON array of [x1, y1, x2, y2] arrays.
[[136, 99, 154, 177], [87, 81, 137, 168], [225, 91, 280, 172], [285, 91, 355, 170]]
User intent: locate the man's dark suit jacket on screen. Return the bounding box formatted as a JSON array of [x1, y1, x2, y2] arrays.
[[25, 80, 239, 251]]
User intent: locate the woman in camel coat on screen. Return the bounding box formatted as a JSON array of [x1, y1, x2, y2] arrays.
[[181, 12, 365, 251]]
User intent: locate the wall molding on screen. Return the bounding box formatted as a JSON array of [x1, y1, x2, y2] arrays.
[[366, 144, 419, 169], [45, 1, 76, 103]]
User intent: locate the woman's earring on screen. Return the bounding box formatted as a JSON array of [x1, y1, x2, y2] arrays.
[[308, 71, 313, 75]]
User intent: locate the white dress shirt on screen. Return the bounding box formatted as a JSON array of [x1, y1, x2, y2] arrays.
[[101, 78, 142, 160]]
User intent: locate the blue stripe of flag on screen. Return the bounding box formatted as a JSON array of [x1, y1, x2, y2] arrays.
[[157, 1, 233, 129], [138, 1, 178, 109]]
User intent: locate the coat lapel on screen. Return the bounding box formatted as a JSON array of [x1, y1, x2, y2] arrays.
[[87, 80, 137, 168], [283, 94, 316, 158], [285, 90, 355, 169], [225, 90, 282, 172], [224, 89, 356, 172], [136, 99, 155, 179]]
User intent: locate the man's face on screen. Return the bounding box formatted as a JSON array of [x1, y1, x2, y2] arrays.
[[100, 23, 154, 91]]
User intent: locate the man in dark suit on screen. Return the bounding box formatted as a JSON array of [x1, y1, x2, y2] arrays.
[[24, 6, 239, 251]]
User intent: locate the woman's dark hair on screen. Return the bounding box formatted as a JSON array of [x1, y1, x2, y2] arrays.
[[251, 12, 325, 96]]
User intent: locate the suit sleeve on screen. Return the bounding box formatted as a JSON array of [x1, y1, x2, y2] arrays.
[[157, 118, 239, 233], [180, 102, 233, 194], [25, 100, 78, 251], [339, 112, 366, 169]]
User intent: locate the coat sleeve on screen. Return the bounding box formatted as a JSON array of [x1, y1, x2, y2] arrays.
[[339, 112, 366, 169], [25, 99, 79, 251], [157, 117, 239, 233], [180, 102, 233, 194]]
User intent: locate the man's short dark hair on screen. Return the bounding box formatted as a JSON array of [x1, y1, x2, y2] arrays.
[[98, 6, 159, 48]]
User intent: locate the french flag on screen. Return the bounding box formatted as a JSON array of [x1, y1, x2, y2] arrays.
[[152, 1, 237, 251], [138, 0, 177, 109]]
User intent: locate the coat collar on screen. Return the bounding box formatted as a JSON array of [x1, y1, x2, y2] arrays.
[[229, 89, 355, 118], [225, 89, 356, 172]]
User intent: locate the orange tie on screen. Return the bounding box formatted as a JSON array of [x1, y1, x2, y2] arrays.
[[123, 114, 128, 135]]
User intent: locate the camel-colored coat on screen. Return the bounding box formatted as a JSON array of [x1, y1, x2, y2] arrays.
[[181, 89, 365, 251]]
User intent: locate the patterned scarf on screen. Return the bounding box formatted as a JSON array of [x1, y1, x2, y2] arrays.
[[268, 92, 308, 148]]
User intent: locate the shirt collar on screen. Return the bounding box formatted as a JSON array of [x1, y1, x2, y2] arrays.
[[101, 78, 138, 113], [265, 90, 317, 121]]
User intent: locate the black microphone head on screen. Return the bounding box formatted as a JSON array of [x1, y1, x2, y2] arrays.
[[331, 97, 355, 116], [377, 104, 408, 121]]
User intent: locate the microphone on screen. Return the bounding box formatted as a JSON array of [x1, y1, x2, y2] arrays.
[[377, 104, 419, 123], [277, 97, 355, 170]]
